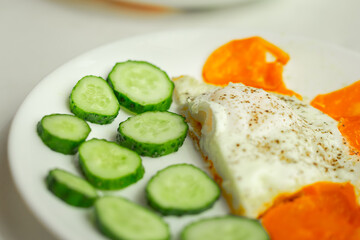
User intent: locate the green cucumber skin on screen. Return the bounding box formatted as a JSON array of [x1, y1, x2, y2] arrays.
[[146, 194, 218, 216], [46, 169, 97, 208], [70, 75, 120, 125], [116, 112, 189, 158], [95, 213, 124, 240], [95, 216, 171, 240], [108, 86, 173, 114], [180, 216, 270, 240], [69, 100, 118, 125], [95, 206, 171, 240], [79, 156, 145, 190], [107, 61, 174, 114], [78, 139, 145, 190], [36, 115, 90, 155], [94, 197, 171, 240], [116, 129, 187, 158], [146, 164, 220, 216]]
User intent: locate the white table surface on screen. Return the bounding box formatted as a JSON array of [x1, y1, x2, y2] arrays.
[[1, 0, 360, 239]]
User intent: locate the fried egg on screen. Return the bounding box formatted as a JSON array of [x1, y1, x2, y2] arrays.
[[173, 75, 360, 218]]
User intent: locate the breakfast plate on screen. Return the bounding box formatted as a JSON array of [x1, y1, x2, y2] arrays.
[[8, 29, 360, 240]]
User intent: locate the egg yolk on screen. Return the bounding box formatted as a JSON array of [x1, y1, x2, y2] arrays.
[[311, 80, 360, 154], [261, 182, 360, 240], [202, 36, 301, 99]]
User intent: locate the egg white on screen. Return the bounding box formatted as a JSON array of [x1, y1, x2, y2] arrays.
[[174, 76, 360, 218]]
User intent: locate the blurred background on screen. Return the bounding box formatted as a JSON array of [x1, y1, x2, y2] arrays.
[[1, 0, 360, 239]]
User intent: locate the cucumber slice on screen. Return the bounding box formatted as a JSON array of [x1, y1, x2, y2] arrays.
[[79, 139, 144, 190], [46, 168, 98, 208], [70, 75, 120, 124], [117, 111, 188, 157], [95, 196, 170, 240], [107, 60, 174, 114], [146, 164, 220, 215], [37, 114, 91, 155], [181, 216, 269, 240]]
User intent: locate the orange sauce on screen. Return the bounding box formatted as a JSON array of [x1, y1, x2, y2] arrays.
[[311, 80, 360, 121], [202, 36, 301, 99], [261, 182, 360, 240], [338, 117, 360, 155], [311, 80, 360, 153]]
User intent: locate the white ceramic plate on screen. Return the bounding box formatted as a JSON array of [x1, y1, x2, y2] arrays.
[[115, 0, 255, 9], [8, 29, 360, 240]]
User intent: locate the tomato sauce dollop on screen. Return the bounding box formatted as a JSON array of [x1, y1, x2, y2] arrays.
[[261, 182, 360, 240], [311, 80, 360, 154], [202, 36, 301, 99]]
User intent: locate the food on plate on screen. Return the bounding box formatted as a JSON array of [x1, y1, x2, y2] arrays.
[[173, 76, 360, 218], [117, 111, 188, 157], [70, 75, 120, 124], [107, 60, 174, 114], [94, 196, 170, 240], [310, 80, 360, 121], [338, 117, 360, 154], [181, 215, 269, 240], [146, 164, 220, 215], [46, 168, 98, 207], [173, 36, 360, 239], [39, 59, 192, 239], [36, 34, 360, 240], [202, 36, 301, 99], [37, 113, 91, 154], [78, 138, 144, 190], [261, 182, 360, 240], [311, 80, 360, 154]]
